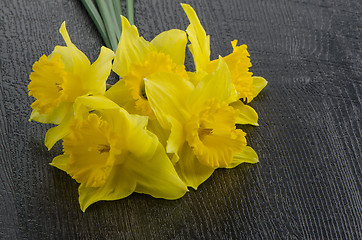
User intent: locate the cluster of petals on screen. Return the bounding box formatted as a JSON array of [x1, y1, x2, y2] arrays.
[[28, 4, 267, 211]]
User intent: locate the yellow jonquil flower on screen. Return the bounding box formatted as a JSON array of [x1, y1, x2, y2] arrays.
[[28, 22, 114, 149], [105, 16, 188, 118], [51, 96, 187, 211], [181, 3, 267, 116], [145, 58, 258, 189]]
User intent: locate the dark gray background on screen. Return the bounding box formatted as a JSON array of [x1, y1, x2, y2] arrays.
[[1, 0, 361, 239]]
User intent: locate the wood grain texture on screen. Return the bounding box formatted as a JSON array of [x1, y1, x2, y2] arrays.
[[1, 0, 361, 239]]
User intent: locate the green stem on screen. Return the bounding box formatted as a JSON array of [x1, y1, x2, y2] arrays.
[[80, 0, 112, 49], [107, 0, 121, 42], [112, 0, 123, 37], [126, 0, 134, 25], [96, 0, 119, 51]]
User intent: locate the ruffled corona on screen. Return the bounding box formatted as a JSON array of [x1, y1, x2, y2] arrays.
[[185, 100, 247, 168], [207, 41, 255, 102], [62, 113, 122, 188], [224, 41, 254, 101], [28, 54, 66, 114]]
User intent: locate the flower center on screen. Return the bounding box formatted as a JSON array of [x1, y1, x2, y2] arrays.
[[186, 101, 247, 168], [140, 81, 147, 100], [198, 127, 213, 140], [124, 51, 188, 117], [98, 144, 111, 154], [63, 114, 120, 187], [55, 82, 63, 91]]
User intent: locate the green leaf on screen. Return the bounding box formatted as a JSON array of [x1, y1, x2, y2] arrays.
[[96, 0, 120, 51], [80, 0, 112, 49], [112, 0, 123, 37], [126, 0, 134, 25]]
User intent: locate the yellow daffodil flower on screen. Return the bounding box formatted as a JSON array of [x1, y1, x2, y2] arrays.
[[105, 16, 188, 118], [181, 3, 267, 105], [145, 58, 258, 189], [51, 96, 187, 211], [28, 22, 114, 150]]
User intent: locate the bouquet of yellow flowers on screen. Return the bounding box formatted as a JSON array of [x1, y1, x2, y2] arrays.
[[28, 3, 267, 211]]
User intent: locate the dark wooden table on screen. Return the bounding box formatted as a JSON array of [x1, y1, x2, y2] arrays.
[[1, 0, 361, 239]]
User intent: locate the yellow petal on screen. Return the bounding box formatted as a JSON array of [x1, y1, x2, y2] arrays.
[[104, 79, 135, 110], [29, 102, 72, 124], [86, 46, 114, 94], [121, 112, 156, 159], [188, 57, 236, 111], [50, 154, 69, 171], [129, 143, 188, 199], [145, 72, 193, 128], [174, 143, 215, 189], [166, 116, 185, 158], [181, 3, 210, 71], [44, 112, 73, 150], [147, 119, 170, 148], [230, 100, 259, 126], [78, 164, 136, 211], [112, 109, 187, 199], [55, 22, 90, 74], [49, 46, 71, 69], [113, 16, 153, 77], [151, 29, 187, 66], [251, 76, 268, 99], [186, 70, 207, 85], [225, 146, 259, 168], [75, 95, 120, 111], [73, 95, 124, 124]]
